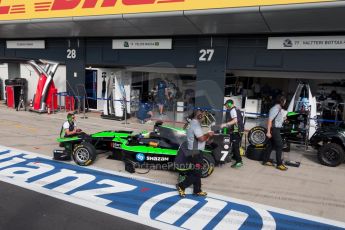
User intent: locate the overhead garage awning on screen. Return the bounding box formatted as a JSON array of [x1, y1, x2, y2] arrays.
[[0, 1, 344, 38], [230, 70, 345, 80]]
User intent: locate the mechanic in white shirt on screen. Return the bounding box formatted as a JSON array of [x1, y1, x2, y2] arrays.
[[60, 113, 81, 138]]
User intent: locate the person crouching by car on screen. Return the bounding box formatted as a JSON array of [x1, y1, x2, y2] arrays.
[[262, 95, 288, 171], [137, 101, 154, 124], [175, 109, 214, 198], [60, 113, 82, 138]]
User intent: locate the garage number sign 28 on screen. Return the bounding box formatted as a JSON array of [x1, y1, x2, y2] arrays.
[[67, 49, 77, 59]]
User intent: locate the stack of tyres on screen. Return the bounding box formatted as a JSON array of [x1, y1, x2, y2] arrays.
[[4, 78, 26, 86], [246, 145, 266, 161], [246, 126, 268, 161]]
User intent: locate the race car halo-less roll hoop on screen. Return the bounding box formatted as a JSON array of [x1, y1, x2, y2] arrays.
[[27, 59, 59, 113]]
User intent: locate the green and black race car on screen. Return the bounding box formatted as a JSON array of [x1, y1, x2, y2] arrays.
[[248, 111, 345, 167], [56, 122, 233, 177], [248, 112, 310, 151], [309, 122, 345, 167]]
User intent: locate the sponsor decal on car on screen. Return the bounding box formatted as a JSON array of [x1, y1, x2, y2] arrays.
[[0, 146, 344, 230], [136, 153, 145, 162], [146, 156, 169, 161]]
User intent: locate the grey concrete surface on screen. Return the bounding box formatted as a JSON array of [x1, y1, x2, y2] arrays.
[[0, 105, 345, 222]]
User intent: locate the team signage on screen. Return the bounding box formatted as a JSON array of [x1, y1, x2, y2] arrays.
[[268, 36, 345, 50], [112, 39, 172, 50], [0, 0, 337, 21], [0, 146, 345, 230], [6, 40, 45, 49]]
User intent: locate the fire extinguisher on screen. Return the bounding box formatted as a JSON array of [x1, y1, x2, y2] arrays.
[[47, 104, 51, 114], [29, 99, 33, 107]]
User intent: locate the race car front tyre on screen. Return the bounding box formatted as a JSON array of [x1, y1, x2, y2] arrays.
[[201, 154, 215, 178], [72, 142, 97, 166], [318, 143, 345, 167], [248, 126, 268, 147]]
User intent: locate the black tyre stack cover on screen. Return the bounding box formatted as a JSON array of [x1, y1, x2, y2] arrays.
[[246, 145, 265, 161]]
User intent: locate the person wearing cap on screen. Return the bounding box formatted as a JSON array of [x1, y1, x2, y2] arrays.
[[220, 99, 243, 168], [175, 109, 214, 198]]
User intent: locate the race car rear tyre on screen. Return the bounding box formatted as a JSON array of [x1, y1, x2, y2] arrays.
[[72, 142, 97, 166], [201, 154, 215, 178], [317, 143, 345, 167], [248, 126, 268, 147]]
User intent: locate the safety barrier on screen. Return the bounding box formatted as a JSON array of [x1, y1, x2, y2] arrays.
[[51, 92, 76, 114], [39, 92, 345, 127]]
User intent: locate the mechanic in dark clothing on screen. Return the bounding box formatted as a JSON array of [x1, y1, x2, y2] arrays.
[[221, 99, 243, 168], [137, 101, 153, 124], [175, 109, 214, 198], [156, 79, 169, 115], [262, 95, 288, 171]]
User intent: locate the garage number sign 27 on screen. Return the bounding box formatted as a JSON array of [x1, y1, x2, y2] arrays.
[[199, 49, 214, 62]]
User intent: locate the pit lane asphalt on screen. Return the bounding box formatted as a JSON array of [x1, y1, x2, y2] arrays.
[[0, 105, 345, 223], [0, 181, 155, 230]]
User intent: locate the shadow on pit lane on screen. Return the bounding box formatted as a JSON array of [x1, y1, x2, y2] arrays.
[[302, 151, 322, 164]]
